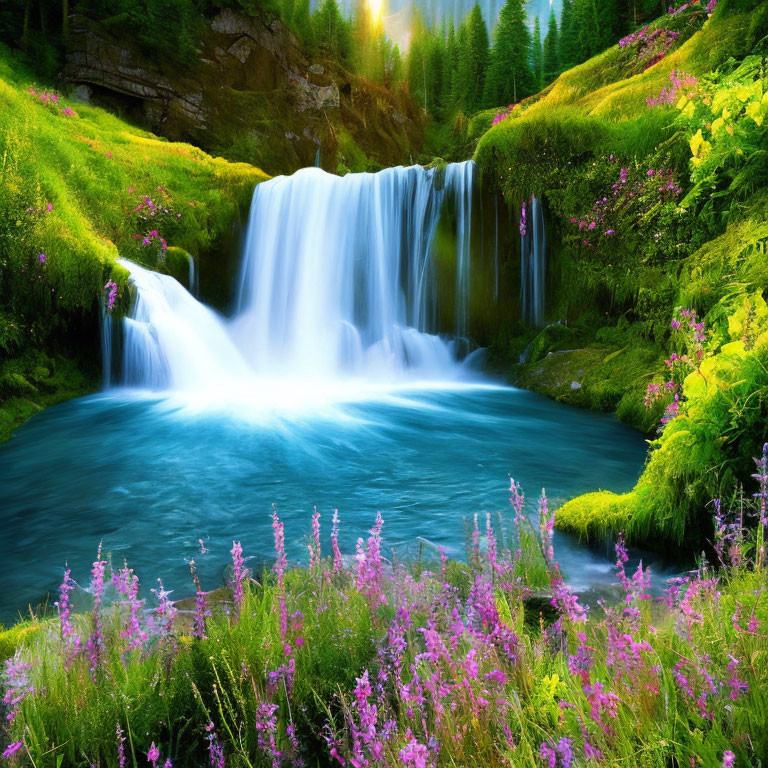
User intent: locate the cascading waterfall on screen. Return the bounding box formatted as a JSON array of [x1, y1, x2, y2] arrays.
[[119, 259, 251, 390], [232, 161, 475, 379], [520, 195, 546, 327], [115, 161, 478, 390]]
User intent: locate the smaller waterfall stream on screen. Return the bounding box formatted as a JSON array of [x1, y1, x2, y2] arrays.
[[188, 256, 197, 297], [119, 259, 251, 391], [520, 195, 546, 327], [100, 304, 112, 389]]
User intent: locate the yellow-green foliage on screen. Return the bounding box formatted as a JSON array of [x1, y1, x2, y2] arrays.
[[558, 289, 768, 547], [555, 491, 634, 542], [0, 46, 267, 313], [477, 3, 754, 154], [0, 619, 46, 662]]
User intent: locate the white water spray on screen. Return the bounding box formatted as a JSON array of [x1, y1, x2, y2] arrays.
[[119, 260, 251, 390]]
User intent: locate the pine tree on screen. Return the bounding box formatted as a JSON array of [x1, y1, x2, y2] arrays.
[[312, 0, 352, 62], [455, 4, 489, 114], [425, 30, 447, 114], [389, 43, 403, 85], [572, 0, 599, 63], [542, 9, 559, 84], [292, 0, 315, 50], [482, 0, 532, 108], [444, 21, 459, 106], [595, 0, 622, 52], [531, 16, 543, 92], [559, 0, 577, 70], [406, 13, 429, 112]]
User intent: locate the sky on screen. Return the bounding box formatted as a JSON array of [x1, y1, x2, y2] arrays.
[[375, 0, 563, 51]]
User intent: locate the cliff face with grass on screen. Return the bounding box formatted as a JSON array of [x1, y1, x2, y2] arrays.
[[59, 7, 424, 176], [0, 47, 268, 442], [473, 0, 768, 550]]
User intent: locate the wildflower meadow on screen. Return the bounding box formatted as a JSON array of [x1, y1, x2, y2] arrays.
[[2, 468, 767, 767]]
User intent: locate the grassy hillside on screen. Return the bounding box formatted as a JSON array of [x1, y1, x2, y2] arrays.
[[0, 46, 268, 442], [473, 0, 768, 550]]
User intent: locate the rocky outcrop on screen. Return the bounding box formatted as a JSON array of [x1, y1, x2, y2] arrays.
[[61, 9, 423, 174]]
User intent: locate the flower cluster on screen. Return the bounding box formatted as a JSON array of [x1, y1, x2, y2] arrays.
[[647, 70, 699, 107], [29, 86, 78, 118], [668, 0, 717, 14], [4, 468, 767, 768], [569, 162, 681, 248], [104, 280, 118, 311], [645, 307, 708, 427], [492, 103, 517, 126], [129, 187, 181, 260], [133, 230, 168, 253], [618, 27, 680, 69]]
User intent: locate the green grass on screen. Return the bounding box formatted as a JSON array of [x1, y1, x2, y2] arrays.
[[0, 45, 268, 442]]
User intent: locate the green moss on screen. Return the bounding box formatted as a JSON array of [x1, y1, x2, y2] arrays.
[[555, 490, 633, 542], [0, 354, 98, 443], [514, 339, 665, 433], [0, 620, 46, 661], [165, 246, 194, 289]]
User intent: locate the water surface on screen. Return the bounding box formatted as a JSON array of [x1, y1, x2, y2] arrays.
[[0, 383, 648, 620]]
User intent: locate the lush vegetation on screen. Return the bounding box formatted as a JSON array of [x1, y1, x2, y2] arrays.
[[471, 0, 768, 550], [0, 46, 267, 442], [1, 472, 766, 767], [403, 0, 683, 133]]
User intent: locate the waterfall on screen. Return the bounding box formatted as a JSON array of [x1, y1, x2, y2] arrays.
[[520, 195, 546, 327], [232, 161, 476, 379], [100, 304, 112, 389], [116, 162, 478, 390], [445, 162, 474, 340], [188, 256, 197, 297], [119, 260, 251, 390]]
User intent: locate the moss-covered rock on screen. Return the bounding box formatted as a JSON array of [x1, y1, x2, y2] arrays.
[[554, 491, 634, 544]]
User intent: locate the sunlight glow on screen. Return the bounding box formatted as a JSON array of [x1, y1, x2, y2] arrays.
[[367, 0, 384, 22]]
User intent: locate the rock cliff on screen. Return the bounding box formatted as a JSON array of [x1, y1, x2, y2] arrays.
[[61, 8, 424, 174]]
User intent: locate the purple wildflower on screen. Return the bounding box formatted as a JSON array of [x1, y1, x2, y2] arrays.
[[331, 509, 343, 573], [231, 541, 246, 615], [1, 742, 23, 759], [86, 546, 106, 678], [117, 724, 127, 768], [104, 280, 118, 311], [2, 652, 34, 724], [206, 723, 226, 768]]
